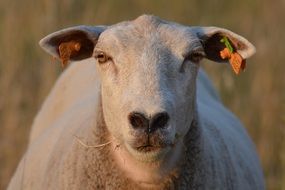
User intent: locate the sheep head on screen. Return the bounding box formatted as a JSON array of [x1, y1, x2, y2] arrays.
[[39, 15, 255, 185]]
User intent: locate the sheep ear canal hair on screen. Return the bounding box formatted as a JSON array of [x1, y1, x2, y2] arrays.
[[73, 135, 112, 149]]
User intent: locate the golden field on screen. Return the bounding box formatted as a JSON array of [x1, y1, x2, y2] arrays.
[[0, 0, 284, 189]]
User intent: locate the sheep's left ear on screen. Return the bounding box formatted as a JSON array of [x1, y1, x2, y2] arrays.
[[193, 27, 256, 62], [39, 25, 106, 66]]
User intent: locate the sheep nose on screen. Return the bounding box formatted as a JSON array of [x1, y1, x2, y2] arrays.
[[128, 112, 148, 129], [128, 112, 169, 133], [149, 112, 169, 132]]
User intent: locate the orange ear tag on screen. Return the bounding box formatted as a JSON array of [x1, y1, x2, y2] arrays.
[[58, 41, 81, 68], [220, 37, 246, 75]]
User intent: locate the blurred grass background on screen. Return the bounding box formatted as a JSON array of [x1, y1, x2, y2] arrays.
[[0, 0, 284, 189]]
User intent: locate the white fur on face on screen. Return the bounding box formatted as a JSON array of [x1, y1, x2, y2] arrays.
[[95, 15, 201, 162]]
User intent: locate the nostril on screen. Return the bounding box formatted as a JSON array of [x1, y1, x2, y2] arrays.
[[128, 112, 148, 129], [150, 112, 169, 131]]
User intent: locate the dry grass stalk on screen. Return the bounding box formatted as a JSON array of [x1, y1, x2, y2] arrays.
[[73, 135, 112, 148]]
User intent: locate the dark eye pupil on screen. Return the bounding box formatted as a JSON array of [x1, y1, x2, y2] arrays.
[[95, 52, 108, 63], [191, 53, 201, 62], [98, 54, 104, 58], [98, 54, 105, 60], [185, 52, 203, 63]]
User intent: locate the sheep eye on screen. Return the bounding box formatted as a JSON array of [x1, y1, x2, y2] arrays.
[[185, 51, 205, 64], [180, 51, 205, 72], [94, 51, 110, 64]]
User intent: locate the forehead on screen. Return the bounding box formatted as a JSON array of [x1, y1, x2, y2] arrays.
[[96, 15, 200, 54]]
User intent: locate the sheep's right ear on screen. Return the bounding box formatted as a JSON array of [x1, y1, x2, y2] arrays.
[[39, 25, 106, 63], [192, 26, 256, 74], [193, 26, 256, 62]]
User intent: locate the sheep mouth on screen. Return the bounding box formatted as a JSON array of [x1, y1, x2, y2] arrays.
[[130, 136, 171, 153], [135, 144, 163, 153], [126, 139, 174, 162], [126, 143, 170, 162], [126, 132, 174, 161]]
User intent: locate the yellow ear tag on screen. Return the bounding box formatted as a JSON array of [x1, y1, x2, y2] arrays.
[[58, 41, 81, 68], [220, 37, 246, 75]]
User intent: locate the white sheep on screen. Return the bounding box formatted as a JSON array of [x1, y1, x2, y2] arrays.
[[8, 15, 264, 189]]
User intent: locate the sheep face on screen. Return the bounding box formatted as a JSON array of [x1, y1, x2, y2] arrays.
[[95, 16, 201, 163]]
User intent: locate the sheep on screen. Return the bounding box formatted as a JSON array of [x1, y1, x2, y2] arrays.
[[8, 15, 264, 190]]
